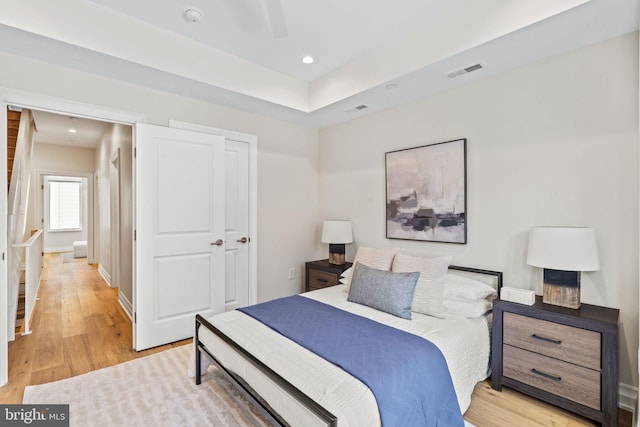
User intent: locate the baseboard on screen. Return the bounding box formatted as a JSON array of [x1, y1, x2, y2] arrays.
[[44, 246, 72, 253], [118, 293, 133, 321], [98, 263, 112, 287], [619, 382, 637, 422]]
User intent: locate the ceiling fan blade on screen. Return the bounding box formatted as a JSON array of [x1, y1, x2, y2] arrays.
[[262, 0, 288, 38]]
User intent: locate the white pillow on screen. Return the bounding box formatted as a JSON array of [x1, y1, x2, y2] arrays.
[[339, 266, 353, 287], [391, 253, 451, 279], [390, 253, 452, 318], [342, 247, 399, 292], [444, 274, 497, 301], [443, 298, 493, 318], [411, 276, 448, 318]]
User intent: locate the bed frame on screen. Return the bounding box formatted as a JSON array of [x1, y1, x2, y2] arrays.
[[195, 265, 502, 427]]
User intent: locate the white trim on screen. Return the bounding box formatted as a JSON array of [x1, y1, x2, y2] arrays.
[[118, 292, 133, 321], [37, 171, 93, 260], [98, 263, 112, 288], [0, 99, 8, 384], [169, 120, 259, 305], [0, 87, 147, 386], [0, 88, 147, 125], [44, 246, 73, 253], [619, 382, 638, 421]]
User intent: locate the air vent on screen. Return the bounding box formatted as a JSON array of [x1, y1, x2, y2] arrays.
[[445, 63, 484, 79], [346, 104, 369, 114]]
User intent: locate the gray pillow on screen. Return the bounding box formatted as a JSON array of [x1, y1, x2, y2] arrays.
[[347, 263, 419, 319]]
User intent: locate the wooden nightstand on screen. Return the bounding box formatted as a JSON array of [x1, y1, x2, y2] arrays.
[[304, 259, 353, 292], [492, 297, 619, 427]]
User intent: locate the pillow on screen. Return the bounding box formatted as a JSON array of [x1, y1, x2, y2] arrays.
[[444, 274, 497, 301], [347, 263, 419, 320], [443, 298, 493, 318], [391, 253, 451, 279], [410, 277, 448, 318], [339, 266, 354, 286], [390, 253, 452, 318], [342, 247, 399, 292]]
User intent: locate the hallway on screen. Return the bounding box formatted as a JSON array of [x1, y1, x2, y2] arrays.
[[0, 253, 188, 403]]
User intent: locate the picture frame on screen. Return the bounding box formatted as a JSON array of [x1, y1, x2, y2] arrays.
[[385, 139, 467, 243]]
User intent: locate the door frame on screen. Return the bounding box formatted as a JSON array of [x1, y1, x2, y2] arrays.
[[37, 171, 93, 257], [169, 120, 258, 306], [0, 87, 147, 386]]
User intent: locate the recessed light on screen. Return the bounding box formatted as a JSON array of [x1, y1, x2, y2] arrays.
[[68, 129, 77, 133], [302, 56, 314, 64]]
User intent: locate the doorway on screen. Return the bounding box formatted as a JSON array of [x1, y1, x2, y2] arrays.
[[0, 90, 258, 387], [40, 174, 89, 254], [0, 91, 143, 386]]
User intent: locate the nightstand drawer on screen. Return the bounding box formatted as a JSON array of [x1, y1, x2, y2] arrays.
[[503, 345, 601, 410], [503, 312, 601, 370], [308, 269, 339, 290]]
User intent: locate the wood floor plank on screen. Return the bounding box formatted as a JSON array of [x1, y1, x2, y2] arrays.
[[29, 364, 72, 386], [76, 281, 103, 318], [62, 334, 95, 377], [61, 291, 87, 338]]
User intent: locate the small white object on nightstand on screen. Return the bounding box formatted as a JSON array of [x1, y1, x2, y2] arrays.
[[500, 287, 535, 305]]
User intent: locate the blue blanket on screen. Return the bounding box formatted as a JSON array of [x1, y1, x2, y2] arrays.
[[238, 295, 463, 427]]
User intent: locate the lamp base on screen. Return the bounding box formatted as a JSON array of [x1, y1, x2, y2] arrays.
[[543, 283, 580, 309], [542, 269, 580, 309], [328, 243, 346, 265]]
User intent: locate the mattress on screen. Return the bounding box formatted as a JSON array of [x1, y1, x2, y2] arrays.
[[197, 285, 491, 426]]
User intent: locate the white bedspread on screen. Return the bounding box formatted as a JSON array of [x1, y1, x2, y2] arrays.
[[193, 285, 490, 426]]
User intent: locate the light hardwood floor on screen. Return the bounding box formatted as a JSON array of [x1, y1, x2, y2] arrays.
[[0, 253, 633, 426], [0, 253, 189, 404]]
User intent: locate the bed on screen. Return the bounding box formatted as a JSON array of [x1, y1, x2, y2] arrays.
[[194, 258, 502, 427]]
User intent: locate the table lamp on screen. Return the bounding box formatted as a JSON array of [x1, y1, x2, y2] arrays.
[[321, 220, 352, 265], [526, 226, 600, 309]]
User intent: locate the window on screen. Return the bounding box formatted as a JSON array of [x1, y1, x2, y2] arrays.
[[48, 179, 82, 231]]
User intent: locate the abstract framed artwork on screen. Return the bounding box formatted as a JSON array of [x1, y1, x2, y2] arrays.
[[385, 139, 467, 244]]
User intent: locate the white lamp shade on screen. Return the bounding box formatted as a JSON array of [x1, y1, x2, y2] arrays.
[[526, 226, 600, 271], [321, 220, 353, 244]]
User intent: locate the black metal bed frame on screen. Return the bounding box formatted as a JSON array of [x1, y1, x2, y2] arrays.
[[194, 264, 502, 426]]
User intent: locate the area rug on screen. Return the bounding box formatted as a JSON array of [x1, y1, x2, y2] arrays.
[[23, 345, 274, 427]]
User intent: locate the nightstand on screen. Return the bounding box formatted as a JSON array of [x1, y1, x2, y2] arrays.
[[304, 259, 353, 292], [492, 297, 619, 427]]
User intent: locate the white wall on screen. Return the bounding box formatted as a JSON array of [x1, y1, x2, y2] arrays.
[[94, 124, 132, 287], [0, 51, 320, 303], [319, 33, 639, 388], [28, 143, 95, 252]]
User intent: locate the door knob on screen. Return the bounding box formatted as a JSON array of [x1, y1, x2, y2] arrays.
[[211, 239, 223, 246], [236, 237, 249, 244]]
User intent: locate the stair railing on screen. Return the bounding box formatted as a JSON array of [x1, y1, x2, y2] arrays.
[[11, 230, 43, 335], [7, 109, 36, 340]]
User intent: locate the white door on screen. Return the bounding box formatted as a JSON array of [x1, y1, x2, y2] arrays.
[[224, 141, 249, 311], [169, 120, 257, 310], [134, 124, 225, 350]]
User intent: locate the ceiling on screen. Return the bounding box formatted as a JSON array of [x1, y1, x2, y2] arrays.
[[29, 109, 112, 148], [0, 0, 637, 130]]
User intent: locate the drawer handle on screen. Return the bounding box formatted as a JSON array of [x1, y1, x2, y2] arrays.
[[531, 334, 562, 345], [317, 278, 328, 283], [531, 368, 562, 382]]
